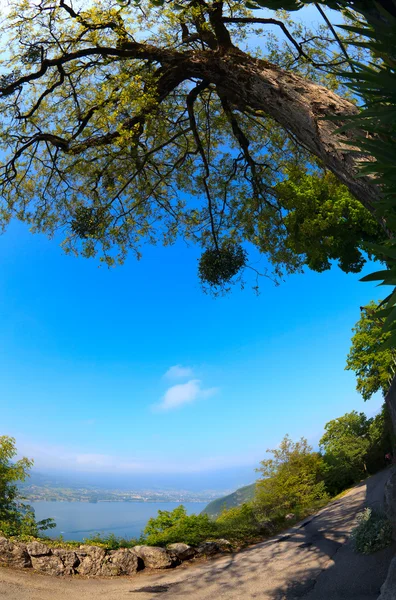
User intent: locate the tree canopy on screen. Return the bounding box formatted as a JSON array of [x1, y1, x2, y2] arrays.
[[0, 0, 387, 290], [346, 301, 396, 401], [254, 435, 327, 520], [0, 436, 55, 537], [319, 408, 393, 494]]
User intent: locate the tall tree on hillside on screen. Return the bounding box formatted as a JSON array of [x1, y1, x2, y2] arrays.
[[319, 409, 393, 494], [346, 301, 396, 401], [0, 0, 389, 290], [254, 435, 327, 520], [320, 411, 371, 494]]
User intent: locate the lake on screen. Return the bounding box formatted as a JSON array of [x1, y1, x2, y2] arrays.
[[32, 501, 208, 542]]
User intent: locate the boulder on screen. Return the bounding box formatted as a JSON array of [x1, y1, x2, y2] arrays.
[[196, 541, 220, 557], [215, 539, 232, 552], [384, 468, 396, 538], [53, 548, 80, 574], [107, 548, 139, 575], [76, 545, 106, 576], [0, 537, 31, 568], [26, 541, 51, 557], [133, 545, 173, 569], [31, 555, 66, 576], [167, 543, 196, 561]]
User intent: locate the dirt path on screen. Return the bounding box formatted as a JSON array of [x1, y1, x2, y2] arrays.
[[0, 470, 394, 600]]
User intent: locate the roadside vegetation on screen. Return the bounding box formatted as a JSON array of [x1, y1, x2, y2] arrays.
[[81, 405, 393, 552], [1, 400, 392, 553], [351, 508, 393, 555]]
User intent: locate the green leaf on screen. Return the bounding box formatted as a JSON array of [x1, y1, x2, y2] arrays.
[[360, 270, 395, 282], [364, 244, 396, 261], [380, 333, 396, 350], [383, 306, 396, 331]]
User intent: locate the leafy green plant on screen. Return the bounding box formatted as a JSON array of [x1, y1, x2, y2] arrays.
[[215, 503, 263, 541], [83, 532, 139, 549], [346, 302, 396, 400], [143, 507, 218, 547], [254, 436, 328, 521], [0, 436, 55, 538], [351, 508, 392, 554]]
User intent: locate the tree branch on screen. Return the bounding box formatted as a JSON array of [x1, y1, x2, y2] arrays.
[[314, 3, 356, 73], [186, 80, 219, 250]]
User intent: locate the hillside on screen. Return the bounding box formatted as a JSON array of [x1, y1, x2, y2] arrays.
[[201, 483, 256, 518]]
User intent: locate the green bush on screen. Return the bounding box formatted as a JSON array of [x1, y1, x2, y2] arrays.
[[83, 532, 140, 549], [216, 504, 262, 541], [144, 507, 217, 547], [351, 508, 392, 554], [140, 503, 265, 547]]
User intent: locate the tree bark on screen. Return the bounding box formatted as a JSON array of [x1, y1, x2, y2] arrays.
[[178, 48, 381, 221]]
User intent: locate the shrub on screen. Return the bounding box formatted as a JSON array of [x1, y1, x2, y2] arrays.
[[351, 508, 392, 554], [216, 504, 262, 541], [144, 508, 217, 547], [83, 532, 140, 549]]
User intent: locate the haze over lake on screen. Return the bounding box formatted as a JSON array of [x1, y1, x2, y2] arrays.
[[32, 501, 208, 541]]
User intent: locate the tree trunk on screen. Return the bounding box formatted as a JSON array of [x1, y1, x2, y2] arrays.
[[181, 48, 381, 222]]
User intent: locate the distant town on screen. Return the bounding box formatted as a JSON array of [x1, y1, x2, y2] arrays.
[[20, 483, 225, 504]]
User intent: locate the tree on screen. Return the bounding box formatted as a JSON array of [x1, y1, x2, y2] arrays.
[[319, 408, 394, 494], [0, 0, 387, 290], [0, 436, 55, 537], [254, 435, 327, 520], [346, 301, 396, 401], [319, 411, 372, 493]]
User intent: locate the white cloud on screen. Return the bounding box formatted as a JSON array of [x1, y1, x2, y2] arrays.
[[154, 379, 218, 412], [164, 364, 194, 380]]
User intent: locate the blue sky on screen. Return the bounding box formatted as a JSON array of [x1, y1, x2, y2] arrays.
[[0, 219, 385, 490]]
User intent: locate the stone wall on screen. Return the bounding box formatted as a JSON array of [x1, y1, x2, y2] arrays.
[[0, 537, 231, 577]]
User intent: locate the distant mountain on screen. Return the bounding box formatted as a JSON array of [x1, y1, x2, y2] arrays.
[[201, 483, 256, 518], [25, 467, 256, 493]]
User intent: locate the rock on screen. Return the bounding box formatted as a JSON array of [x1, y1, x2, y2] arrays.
[[378, 555, 396, 599], [0, 537, 31, 568], [76, 545, 107, 576], [196, 541, 220, 557], [215, 539, 232, 552], [167, 543, 196, 561], [98, 558, 121, 577], [53, 548, 80, 574], [285, 513, 296, 521], [107, 548, 139, 575], [26, 541, 52, 557], [133, 545, 173, 569], [384, 468, 396, 539], [31, 555, 66, 576]]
